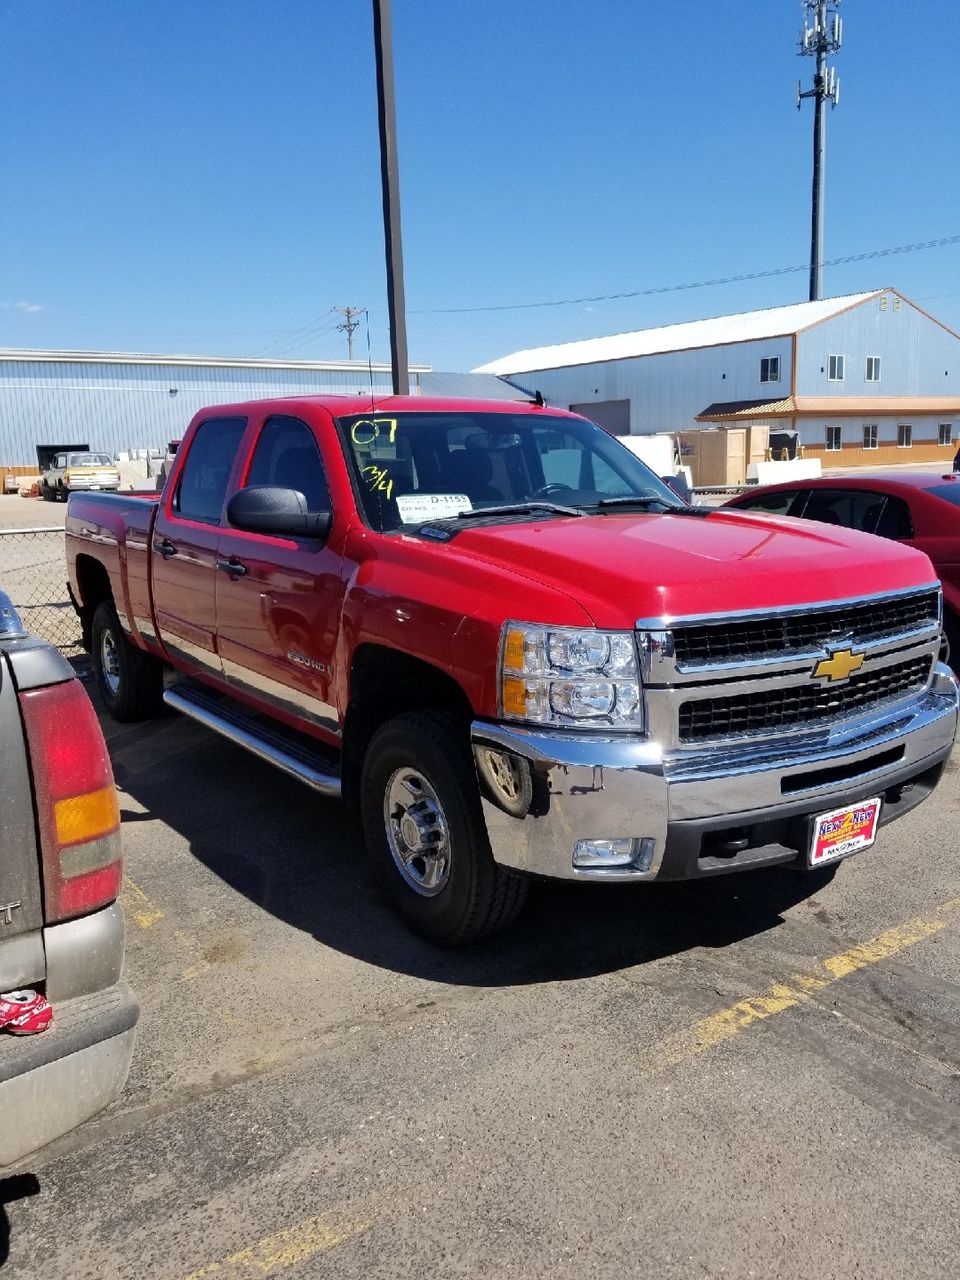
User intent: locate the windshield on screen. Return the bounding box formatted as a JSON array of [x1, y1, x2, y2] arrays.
[[337, 411, 681, 531], [68, 453, 113, 468], [927, 483, 960, 509]]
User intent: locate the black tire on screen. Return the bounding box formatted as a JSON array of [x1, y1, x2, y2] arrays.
[[91, 601, 164, 722], [57, 483, 67, 502], [360, 711, 528, 945], [40, 481, 51, 502]]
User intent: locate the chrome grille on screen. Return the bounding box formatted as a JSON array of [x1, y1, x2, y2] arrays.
[[672, 589, 940, 668], [678, 655, 933, 743]]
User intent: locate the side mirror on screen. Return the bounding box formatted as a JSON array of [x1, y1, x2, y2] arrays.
[[227, 486, 332, 539]]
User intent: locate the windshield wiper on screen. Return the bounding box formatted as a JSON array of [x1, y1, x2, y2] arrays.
[[415, 501, 584, 541], [446, 501, 585, 521], [596, 496, 712, 516]]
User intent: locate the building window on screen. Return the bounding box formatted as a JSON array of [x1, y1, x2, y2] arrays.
[[939, 423, 953, 446], [759, 356, 780, 384], [825, 426, 842, 451], [897, 423, 913, 448], [863, 424, 878, 450], [865, 357, 881, 382], [828, 355, 845, 381]]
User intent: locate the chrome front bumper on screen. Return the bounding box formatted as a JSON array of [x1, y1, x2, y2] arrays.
[[472, 663, 960, 882]]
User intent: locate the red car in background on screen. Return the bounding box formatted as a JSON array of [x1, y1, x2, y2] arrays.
[[724, 473, 960, 654]]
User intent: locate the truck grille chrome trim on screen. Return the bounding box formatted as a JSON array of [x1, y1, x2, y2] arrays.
[[636, 585, 943, 748], [678, 655, 933, 743], [672, 589, 940, 669]]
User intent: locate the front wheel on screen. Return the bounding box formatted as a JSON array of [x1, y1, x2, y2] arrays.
[[91, 601, 164, 722], [360, 711, 528, 945]]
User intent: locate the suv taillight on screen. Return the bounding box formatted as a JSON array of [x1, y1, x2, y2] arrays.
[[18, 679, 122, 923]]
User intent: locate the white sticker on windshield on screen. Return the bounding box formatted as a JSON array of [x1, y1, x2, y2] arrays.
[[396, 493, 472, 523]]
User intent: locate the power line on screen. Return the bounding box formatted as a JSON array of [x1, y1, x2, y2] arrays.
[[248, 308, 337, 358], [405, 234, 960, 315], [266, 319, 344, 359]]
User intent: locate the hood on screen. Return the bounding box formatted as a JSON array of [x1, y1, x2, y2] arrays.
[[438, 509, 937, 628]]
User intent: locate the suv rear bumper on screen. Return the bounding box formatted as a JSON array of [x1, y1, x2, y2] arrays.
[[472, 663, 959, 883], [0, 982, 138, 1166]]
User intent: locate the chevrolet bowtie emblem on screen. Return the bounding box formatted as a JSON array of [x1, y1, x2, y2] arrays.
[[813, 648, 865, 683]]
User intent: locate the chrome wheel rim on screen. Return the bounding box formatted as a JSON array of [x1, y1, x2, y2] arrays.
[[383, 767, 451, 897], [100, 627, 121, 697]]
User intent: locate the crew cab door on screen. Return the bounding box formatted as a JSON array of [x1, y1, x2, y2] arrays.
[[151, 416, 247, 677], [214, 414, 345, 740]]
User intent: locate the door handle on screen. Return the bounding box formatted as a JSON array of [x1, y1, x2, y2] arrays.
[[155, 537, 177, 559], [217, 557, 248, 578]]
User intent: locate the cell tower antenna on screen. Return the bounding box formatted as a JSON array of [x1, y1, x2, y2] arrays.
[[797, 0, 842, 301]]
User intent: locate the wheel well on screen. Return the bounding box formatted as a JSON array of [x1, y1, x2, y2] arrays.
[[341, 645, 475, 812], [74, 555, 114, 650]]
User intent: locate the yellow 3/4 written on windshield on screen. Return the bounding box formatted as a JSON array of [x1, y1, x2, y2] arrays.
[[362, 463, 394, 500]]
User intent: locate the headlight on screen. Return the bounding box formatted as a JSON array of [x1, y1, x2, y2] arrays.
[[500, 623, 642, 730]]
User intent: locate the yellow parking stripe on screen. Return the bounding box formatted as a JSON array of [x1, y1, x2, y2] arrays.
[[646, 897, 960, 1074], [120, 875, 165, 929], [184, 1215, 367, 1279]]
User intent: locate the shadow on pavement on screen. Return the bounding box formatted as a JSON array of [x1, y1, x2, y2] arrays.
[[0, 1174, 40, 1270], [106, 704, 830, 988]]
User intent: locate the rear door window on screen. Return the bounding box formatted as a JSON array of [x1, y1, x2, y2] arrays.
[[243, 416, 331, 512], [799, 489, 887, 533], [872, 495, 914, 540], [733, 489, 806, 517], [174, 417, 247, 524]]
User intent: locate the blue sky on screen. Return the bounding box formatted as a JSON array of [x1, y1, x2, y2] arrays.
[[1, 0, 957, 371]]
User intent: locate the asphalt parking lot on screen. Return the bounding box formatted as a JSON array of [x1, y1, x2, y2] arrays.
[[2, 678, 959, 1279]]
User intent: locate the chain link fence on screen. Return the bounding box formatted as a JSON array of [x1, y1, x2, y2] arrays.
[[0, 527, 83, 653]]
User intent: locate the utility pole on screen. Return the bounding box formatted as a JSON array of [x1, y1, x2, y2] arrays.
[[372, 0, 409, 395], [336, 307, 363, 361], [798, 0, 842, 301]]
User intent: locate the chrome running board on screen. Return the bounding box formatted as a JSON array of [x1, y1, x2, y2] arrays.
[[164, 683, 341, 798]]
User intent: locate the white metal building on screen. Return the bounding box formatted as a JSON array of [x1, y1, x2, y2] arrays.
[[475, 289, 960, 469], [0, 350, 517, 476]]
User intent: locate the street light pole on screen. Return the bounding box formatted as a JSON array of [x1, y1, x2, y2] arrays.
[[372, 0, 410, 395]]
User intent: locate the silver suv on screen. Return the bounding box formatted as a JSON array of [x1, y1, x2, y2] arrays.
[[0, 591, 137, 1166]]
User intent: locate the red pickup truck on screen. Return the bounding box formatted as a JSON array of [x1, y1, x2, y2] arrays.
[[66, 396, 959, 943]]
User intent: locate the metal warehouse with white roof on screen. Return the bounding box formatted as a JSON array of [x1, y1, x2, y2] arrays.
[[0, 350, 518, 477], [476, 289, 960, 472]]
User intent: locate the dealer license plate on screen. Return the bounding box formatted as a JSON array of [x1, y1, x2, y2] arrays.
[[809, 797, 882, 867]]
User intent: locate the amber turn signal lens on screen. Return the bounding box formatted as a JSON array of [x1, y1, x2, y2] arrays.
[[503, 628, 526, 672], [54, 785, 121, 847], [502, 676, 529, 716]]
